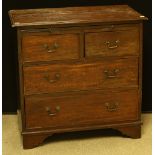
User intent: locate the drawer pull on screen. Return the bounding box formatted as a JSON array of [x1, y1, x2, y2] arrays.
[[43, 42, 59, 53], [104, 69, 119, 78], [44, 73, 61, 83], [105, 40, 120, 49], [105, 102, 119, 112], [45, 106, 60, 116]]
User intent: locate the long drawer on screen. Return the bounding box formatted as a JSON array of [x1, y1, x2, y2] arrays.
[[23, 58, 138, 95], [25, 89, 139, 129]]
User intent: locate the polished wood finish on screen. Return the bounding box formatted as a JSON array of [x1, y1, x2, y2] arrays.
[[23, 58, 138, 95], [22, 31, 80, 62], [115, 125, 141, 138], [85, 24, 140, 57], [9, 5, 147, 27], [23, 134, 51, 149], [9, 5, 147, 149], [25, 89, 139, 129]]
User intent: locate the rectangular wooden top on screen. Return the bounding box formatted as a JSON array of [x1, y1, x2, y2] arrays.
[[9, 5, 147, 27]]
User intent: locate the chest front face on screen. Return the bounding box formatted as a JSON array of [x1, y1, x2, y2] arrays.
[[9, 5, 147, 149]]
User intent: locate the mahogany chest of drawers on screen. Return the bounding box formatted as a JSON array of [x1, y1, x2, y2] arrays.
[[9, 5, 147, 149]]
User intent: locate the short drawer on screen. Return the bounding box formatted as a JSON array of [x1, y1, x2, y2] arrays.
[[23, 58, 138, 95], [25, 89, 139, 129], [22, 31, 80, 62], [85, 24, 140, 57]]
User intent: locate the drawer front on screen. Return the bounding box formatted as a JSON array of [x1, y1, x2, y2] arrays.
[[85, 25, 140, 57], [22, 31, 80, 62], [25, 90, 139, 129], [24, 58, 138, 95]]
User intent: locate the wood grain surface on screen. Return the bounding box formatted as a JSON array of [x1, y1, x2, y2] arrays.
[[9, 5, 147, 27], [23, 58, 138, 95], [25, 89, 139, 129], [22, 32, 80, 62], [85, 24, 140, 57], [8, 5, 147, 149]]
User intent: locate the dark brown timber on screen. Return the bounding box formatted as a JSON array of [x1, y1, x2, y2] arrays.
[[9, 5, 147, 149]]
